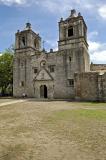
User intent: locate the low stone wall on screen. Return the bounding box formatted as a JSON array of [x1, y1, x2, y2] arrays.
[[90, 64, 106, 71], [74, 72, 106, 102]]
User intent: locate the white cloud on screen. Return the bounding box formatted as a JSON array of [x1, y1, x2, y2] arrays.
[[88, 31, 106, 63], [46, 39, 58, 51], [98, 5, 106, 19], [34, 0, 95, 14], [91, 50, 106, 64], [88, 41, 106, 63], [0, 0, 98, 14], [34, 0, 106, 22], [88, 31, 98, 40], [88, 41, 101, 53], [83, 3, 93, 9], [38, 0, 71, 14], [0, 0, 27, 5]]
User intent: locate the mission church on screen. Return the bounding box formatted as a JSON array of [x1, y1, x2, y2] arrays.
[[13, 10, 106, 101]]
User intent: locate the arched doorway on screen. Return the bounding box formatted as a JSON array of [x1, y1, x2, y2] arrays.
[[40, 85, 48, 98]]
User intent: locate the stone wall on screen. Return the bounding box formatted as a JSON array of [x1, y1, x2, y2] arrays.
[[13, 49, 34, 97], [91, 64, 106, 71], [74, 72, 106, 101], [32, 51, 75, 99]]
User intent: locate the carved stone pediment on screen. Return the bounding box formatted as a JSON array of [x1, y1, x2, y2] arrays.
[[34, 68, 53, 81]]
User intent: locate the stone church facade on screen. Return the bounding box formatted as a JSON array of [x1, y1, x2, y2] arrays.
[[13, 10, 106, 101]]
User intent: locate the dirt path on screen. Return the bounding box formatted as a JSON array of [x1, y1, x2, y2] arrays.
[[0, 99, 26, 107]]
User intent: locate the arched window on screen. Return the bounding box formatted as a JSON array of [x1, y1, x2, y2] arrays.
[[68, 27, 74, 37], [22, 37, 26, 46], [20, 36, 26, 47], [40, 60, 46, 67]]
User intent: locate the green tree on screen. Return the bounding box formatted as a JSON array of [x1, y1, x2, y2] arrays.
[[0, 48, 14, 96]]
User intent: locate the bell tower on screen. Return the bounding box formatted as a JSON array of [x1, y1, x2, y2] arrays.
[[58, 9, 87, 50], [15, 22, 41, 52], [13, 23, 42, 97], [58, 9, 90, 72]]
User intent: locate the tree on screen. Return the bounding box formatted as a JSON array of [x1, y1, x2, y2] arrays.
[[0, 48, 14, 96]]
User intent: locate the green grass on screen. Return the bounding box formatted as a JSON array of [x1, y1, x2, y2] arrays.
[[43, 108, 106, 157], [69, 102, 106, 107], [47, 109, 106, 122]]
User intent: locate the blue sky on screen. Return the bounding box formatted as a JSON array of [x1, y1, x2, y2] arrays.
[[0, 0, 106, 64]]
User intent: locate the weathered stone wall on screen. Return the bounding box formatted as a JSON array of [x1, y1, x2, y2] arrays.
[[31, 51, 75, 99], [13, 49, 34, 97], [74, 72, 106, 101], [54, 52, 75, 99], [103, 73, 106, 100], [91, 64, 106, 71]]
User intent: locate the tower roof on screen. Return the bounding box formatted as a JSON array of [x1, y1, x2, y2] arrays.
[[65, 9, 81, 21]]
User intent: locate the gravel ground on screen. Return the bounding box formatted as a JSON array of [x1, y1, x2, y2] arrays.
[[0, 100, 106, 160]]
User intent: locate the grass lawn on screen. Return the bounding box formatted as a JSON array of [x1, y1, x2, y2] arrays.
[[0, 100, 106, 160]]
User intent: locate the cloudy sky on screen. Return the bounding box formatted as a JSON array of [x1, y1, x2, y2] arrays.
[[0, 0, 106, 64]]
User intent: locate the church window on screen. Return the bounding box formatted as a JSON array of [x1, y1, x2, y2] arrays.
[[21, 81, 24, 87], [34, 39, 38, 48], [34, 41, 36, 48], [49, 65, 55, 73], [22, 37, 26, 46], [20, 36, 26, 47], [40, 60, 46, 67], [68, 27, 73, 37], [34, 68, 38, 74], [68, 79, 74, 86], [43, 62, 46, 66], [69, 57, 72, 62]]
